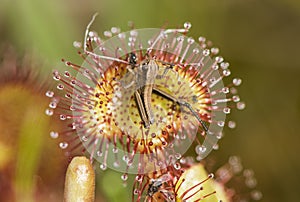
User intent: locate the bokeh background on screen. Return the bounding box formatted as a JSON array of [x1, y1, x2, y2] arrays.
[[0, 0, 300, 201]]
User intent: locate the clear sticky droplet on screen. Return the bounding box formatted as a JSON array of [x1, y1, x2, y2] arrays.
[[195, 145, 207, 154], [111, 27, 120, 34], [220, 62, 229, 69], [243, 169, 254, 177], [196, 155, 203, 161], [177, 36, 184, 42], [100, 163, 107, 170], [179, 158, 187, 164], [121, 173, 128, 181], [45, 109, 53, 116], [45, 91, 54, 98], [99, 46, 106, 52], [233, 78, 242, 86], [135, 175, 143, 182], [59, 142, 68, 149], [217, 121, 225, 127], [147, 39, 153, 45], [64, 71, 71, 78], [223, 107, 231, 114], [230, 87, 238, 94], [53, 75, 61, 81], [245, 177, 257, 188], [97, 151, 103, 157], [210, 47, 219, 55], [213, 144, 219, 150], [174, 163, 181, 170], [208, 173, 214, 178], [216, 132, 223, 139], [88, 31, 96, 37], [222, 87, 229, 94], [50, 131, 59, 139], [223, 69, 231, 77], [193, 48, 200, 54], [81, 136, 88, 142], [212, 64, 219, 70], [228, 121, 236, 129], [187, 37, 195, 44], [128, 42, 134, 47], [118, 33, 126, 39], [57, 84, 64, 90], [251, 190, 263, 200], [184, 22, 192, 29], [49, 102, 57, 109], [232, 95, 240, 102], [73, 41, 82, 48], [127, 159, 133, 167], [209, 77, 216, 84], [69, 105, 75, 111], [175, 153, 182, 159], [128, 36, 136, 42], [65, 93, 71, 99], [122, 155, 128, 162], [237, 102, 246, 110], [203, 49, 210, 56], [198, 36, 206, 43], [215, 56, 224, 63], [103, 31, 112, 37], [211, 100, 217, 105], [60, 114, 67, 120], [130, 30, 138, 37]]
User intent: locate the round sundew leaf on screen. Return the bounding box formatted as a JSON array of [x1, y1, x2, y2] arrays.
[[48, 21, 243, 175]]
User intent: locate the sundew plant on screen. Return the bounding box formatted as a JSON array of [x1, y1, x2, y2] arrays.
[[45, 14, 260, 202]]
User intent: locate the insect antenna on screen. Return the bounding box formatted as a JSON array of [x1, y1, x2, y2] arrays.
[[83, 13, 129, 65], [84, 13, 98, 53]]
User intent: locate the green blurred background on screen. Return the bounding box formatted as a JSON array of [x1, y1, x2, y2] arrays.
[[0, 0, 300, 201]]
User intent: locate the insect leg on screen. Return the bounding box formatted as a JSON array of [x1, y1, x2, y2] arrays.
[[153, 86, 208, 132], [121, 67, 136, 89], [135, 90, 150, 128], [143, 84, 155, 125], [156, 65, 172, 79]]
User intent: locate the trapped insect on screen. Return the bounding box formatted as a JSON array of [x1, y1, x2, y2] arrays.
[[147, 173, 172, 196], [124, 52, 209, 132], [146, 173, 175, 202]]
